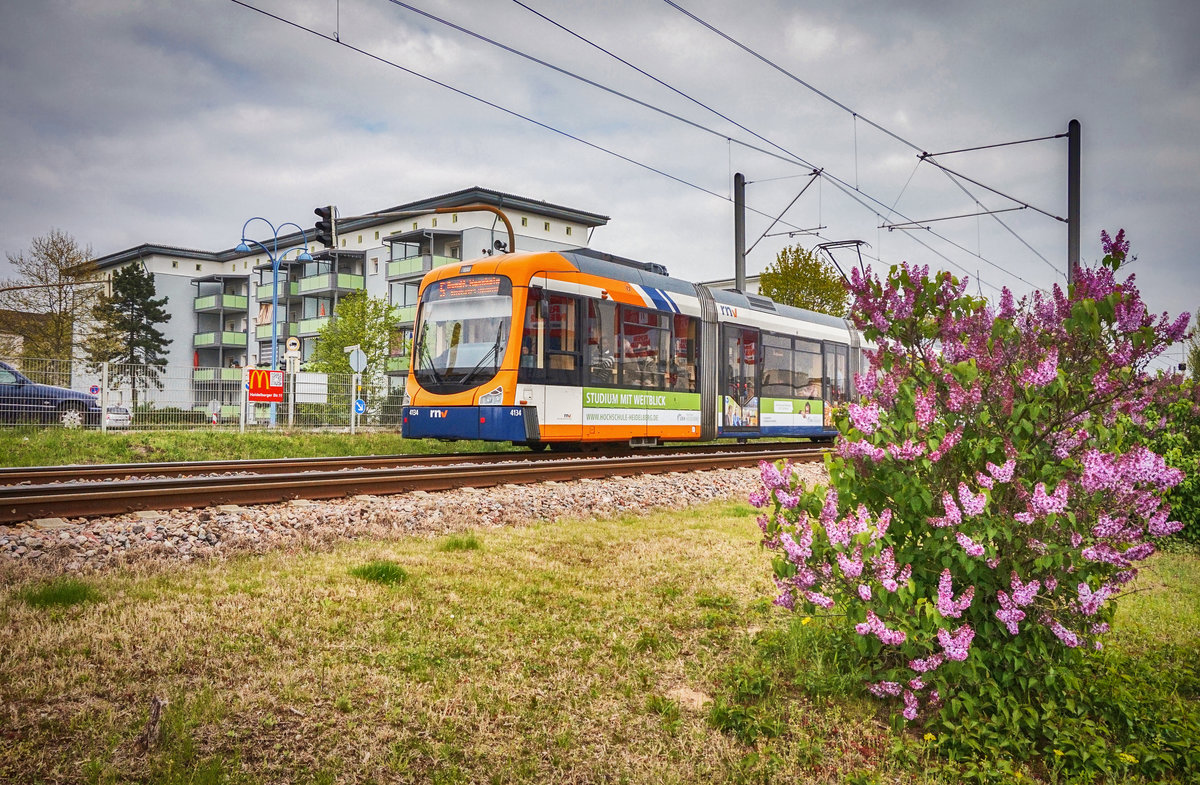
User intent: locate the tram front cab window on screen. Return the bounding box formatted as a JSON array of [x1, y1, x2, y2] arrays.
[[413, 275, 513, 395]]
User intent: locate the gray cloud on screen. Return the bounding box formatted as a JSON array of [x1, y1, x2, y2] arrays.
[[1, 0, 1197, 360]]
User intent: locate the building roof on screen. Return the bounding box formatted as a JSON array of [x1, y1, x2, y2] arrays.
[[92, 187, 610, 271]]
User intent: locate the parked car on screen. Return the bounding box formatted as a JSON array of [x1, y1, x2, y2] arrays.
[[0, 361, 102, 428], [104, 405, 132, 429]]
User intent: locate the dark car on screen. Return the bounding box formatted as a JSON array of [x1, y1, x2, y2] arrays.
[[0, 361, 102, 428]]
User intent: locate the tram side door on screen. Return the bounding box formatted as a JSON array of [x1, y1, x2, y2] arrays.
[[721, 325, 760, 430]]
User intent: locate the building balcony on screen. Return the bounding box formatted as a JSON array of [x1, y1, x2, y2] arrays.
[[386, 355, 410, 373], [298, 272, 365, 295], [255, 322, 298, 341], [194, 331, 248, 348], [256, 281, 300, 301], [298, 316, 330, 336], [391, 305, 418, 323], [194, 293, 248, 312], [193, 368, 244, 382], [387, 255, 457, 278]]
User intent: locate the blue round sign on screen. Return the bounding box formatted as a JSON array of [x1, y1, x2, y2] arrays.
[[354, 398, 366, 414], [89, 385, 101, 396]]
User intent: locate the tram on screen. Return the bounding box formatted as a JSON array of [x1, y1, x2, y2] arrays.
[[401, 248, 862, 448]]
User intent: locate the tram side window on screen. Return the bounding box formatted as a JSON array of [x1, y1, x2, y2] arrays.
[[670, 314, 698, 392], [619, 306, 669, 389], [824, 342, 850, 403], [761, 333, 793, 398], [586, 299, 618, 386], [518, 296, 545, 383], [544, 295, 579, 385], [794, 338, 822, 399]]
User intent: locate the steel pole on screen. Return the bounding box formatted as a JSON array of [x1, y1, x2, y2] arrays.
[[270, 257, 279, 427], [734, 172, 746, 292], [1067, 119, 1081, 288]]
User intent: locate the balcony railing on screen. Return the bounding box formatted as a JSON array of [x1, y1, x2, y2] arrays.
[[298, 316, 330, 336], [387, 255, 458, 278], [193, 331, 248, 348], [194, 293, 248, 312], [391, 305, 418, 323], [386, 355, 410, 373], [255, 281, 300, 301], [192, 368, 244, 382], [298, 273, 365, 294], [255, 322, 297, 341]]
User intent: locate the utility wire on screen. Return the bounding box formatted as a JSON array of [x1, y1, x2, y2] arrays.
[[500, 0, 1036, 291], [234, 0, 1027, 293], [230, 1, 831, 238], [384, 0, 807, 169], [661, 0, 1063, 277]]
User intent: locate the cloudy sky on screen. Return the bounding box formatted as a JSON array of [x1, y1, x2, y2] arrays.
[[2, 0, 1197, 363]]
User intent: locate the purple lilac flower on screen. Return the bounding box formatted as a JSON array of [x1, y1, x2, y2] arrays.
[[902, 690, 919, 720], [887, 439, 927, 461], [909, 653, 945, 673], [847, 402, 882, 435], [987, 460, 1015, 483], [780, 532, 811, 567], [956, 532, 985, 558], [1149, 516, 1184, 537], [866, 680, 902, 697], [928, 426, 963, 463], [855, 610, 907, 645], [937, 624, 975, 661], [858, 584, 872, 601], [1020, 347, 1059, 387], [837, 546, 865, 580], [914, 386, 936, 428], [749, 489, 769, 508], [958, 483, 987, 517], [1031, 482, 1070, 515], [804, 590, 835, 609], [976, 471, 994, 489], [1048, 619, 1081, 648], [936, 569, 975, 618], [995, 591, 1025, 635], [1076, 582, 1112, 616]]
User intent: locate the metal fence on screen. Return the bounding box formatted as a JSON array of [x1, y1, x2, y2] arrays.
[[0, 356, 407, 431]]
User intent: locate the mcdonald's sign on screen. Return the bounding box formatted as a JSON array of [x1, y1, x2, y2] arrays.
[[246, 368, 285, 403]]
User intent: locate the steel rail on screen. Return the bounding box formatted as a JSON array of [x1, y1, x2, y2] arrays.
[[0, 442, 826, 484], [0, 446, 826, 524]]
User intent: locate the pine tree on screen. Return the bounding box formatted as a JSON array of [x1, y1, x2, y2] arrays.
[[84, 264, 172, 408], [758, 244, 849, 316]]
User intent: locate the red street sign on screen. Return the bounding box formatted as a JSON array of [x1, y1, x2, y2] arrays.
[[247, 369, 285, 403]]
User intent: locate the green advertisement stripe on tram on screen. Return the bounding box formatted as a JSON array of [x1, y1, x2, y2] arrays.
[[583, 388, 701, 410]]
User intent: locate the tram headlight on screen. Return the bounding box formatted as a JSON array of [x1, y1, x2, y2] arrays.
[[479, 386, 503, 406]]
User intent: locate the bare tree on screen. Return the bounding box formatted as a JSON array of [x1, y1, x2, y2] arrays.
[[0, 228, 101, 361]]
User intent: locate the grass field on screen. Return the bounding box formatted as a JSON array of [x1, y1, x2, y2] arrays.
[[2, 500, 1197, 784], [0, 429, 514, 467]]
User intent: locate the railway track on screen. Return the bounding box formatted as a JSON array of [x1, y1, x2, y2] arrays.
[[0, 443, 826, 524]]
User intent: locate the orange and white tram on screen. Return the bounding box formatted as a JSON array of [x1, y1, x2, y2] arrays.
[[401, 248, 863, 448]]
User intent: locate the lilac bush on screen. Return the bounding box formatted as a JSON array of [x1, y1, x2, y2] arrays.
[[756, 231, 1190, 724]]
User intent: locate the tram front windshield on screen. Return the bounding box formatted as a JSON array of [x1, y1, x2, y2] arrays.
[[413, 275, 513, 394]]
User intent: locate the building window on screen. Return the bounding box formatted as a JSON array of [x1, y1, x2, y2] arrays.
[[521, 216, 528, 227], [374, 230, 380, 240], [171, 261, 179, 268], [196, 263, 202, 271], [357, 234, 362, 244], [452, 213, 458, 223], [432, 218, 438, 228], [544, 221, 550, 232], [371, 257, 379, 275], [566, 226, 572, 236], [341, 238, 346, 247], [412, 222, 418, 230]]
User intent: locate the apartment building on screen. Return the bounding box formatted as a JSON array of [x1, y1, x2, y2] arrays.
[[90, 187, 609, 406]]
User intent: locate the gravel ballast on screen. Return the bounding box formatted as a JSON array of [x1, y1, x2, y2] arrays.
[[0, 464, 829, 577]]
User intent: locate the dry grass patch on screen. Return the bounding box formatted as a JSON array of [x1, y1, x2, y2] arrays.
[[0, 501, 948, 784]]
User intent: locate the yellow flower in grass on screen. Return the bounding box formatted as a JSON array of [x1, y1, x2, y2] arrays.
[[1118, 752, 1139, 765], [923, 733, 936, 742], [801, 616, 812, 625], [1053, 749, 1064, 758]]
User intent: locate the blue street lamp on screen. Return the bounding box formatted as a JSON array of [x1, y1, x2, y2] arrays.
[[235, 217, 313, 427]]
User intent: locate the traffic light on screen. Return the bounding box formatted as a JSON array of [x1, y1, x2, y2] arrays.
[[314, 205, 337, 249]]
